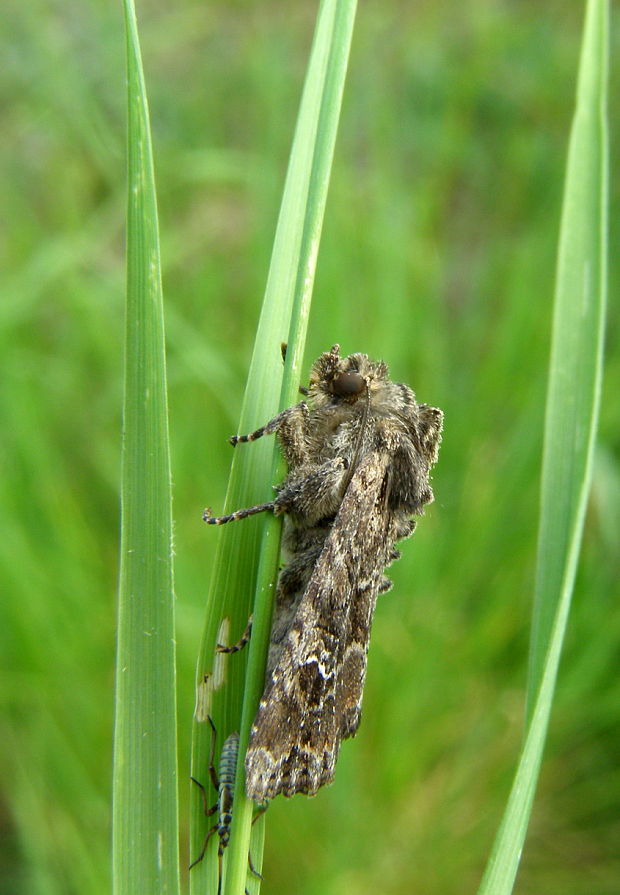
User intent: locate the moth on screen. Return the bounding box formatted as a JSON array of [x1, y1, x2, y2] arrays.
[[204, 344, 443, 801], [190, 717, 266, 893]]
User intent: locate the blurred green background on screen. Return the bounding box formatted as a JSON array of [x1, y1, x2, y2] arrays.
[[1, 1, 618, 894]]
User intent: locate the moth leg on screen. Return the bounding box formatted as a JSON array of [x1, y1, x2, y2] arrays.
[[247, 802, 268, 881], [217, 615, 253, 654], [247, 852, 264, 881], [204, 403, 314, 522], [229, 402, 308, 447], [280, 342, 309, 395], [247, 852, 264, 882], [274, 402, 313, 467], [274, 457, 348, 522], [203, 502, 275, 525], [251, 801, 269, 823]]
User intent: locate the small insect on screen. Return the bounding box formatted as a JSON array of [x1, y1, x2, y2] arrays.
[[190, 717, 266, 894], [204, 345, 443, 801]]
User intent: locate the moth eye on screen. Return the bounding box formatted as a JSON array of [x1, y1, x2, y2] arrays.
[[330, 371, 366, 397]]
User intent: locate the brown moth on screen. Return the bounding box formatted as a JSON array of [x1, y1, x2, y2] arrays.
[[204, 344, 443, 800]]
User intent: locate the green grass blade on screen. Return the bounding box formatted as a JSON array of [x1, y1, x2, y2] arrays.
[[113, 2, 180, 893], [526, 0, 609, 706], [189, 3, 358, 894], [477, 1, 608, 893]]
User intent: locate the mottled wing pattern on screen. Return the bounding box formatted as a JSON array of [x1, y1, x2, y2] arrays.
[[245, 450, 394, 800]]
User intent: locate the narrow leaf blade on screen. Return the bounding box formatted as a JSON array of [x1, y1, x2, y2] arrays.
[[113, 3, 180, 893], [477, 2, 608, 892]]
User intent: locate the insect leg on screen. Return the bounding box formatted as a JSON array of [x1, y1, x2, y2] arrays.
[[217, 615, 252, 654], [228, 403, 306, 446], [216, 849, 224, 895], [190, 777, 218, 818], [189, 821, 218, 870], [203, 502, 275, 525], [280, 343, 309, 394], [272, 403, 312, 467], [206, 716, 220, 791], [189, 716, 220, 869], [247, 802, 269, 880], [274, 457, 348, 522], [204, 405, 312, 525], [247, 851, 264, 881]]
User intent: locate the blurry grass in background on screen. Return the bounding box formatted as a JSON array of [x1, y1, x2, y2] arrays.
[[0, 2, 618, 895]]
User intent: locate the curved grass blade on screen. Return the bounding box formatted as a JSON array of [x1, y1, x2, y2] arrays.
[[189, 2, 358, 894], [113, 2, 180, 893], [477, 1, 608, 893]]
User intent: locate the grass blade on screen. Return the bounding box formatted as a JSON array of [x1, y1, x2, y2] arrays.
[[113, 2, 180, 893], [189, 2, 358, 894], [477, 1, 608, 892]]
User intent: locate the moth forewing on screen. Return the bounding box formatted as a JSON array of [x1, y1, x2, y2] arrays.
[[245, 450, 394, 800]]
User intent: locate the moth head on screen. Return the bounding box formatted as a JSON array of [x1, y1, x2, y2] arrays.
[[308, 347, 390, 404]]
